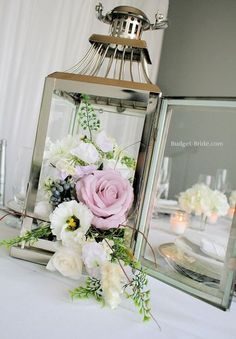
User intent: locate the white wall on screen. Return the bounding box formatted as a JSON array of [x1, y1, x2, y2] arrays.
[[157, 0, 236, 96], [0, 0, 169, 201]]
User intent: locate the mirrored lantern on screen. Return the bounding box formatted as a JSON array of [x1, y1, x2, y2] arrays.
[[134, 98, 236, 310], [10, 4, 234, 312], [10, 4, 166, 264]]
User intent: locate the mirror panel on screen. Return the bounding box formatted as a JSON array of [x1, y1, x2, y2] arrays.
[[136, 99, 236, 309]]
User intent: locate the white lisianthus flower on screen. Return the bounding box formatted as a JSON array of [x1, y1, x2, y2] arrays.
[[82, 240, 111, 279], [49, 201, 93, 247], [103, 159, 134, 180], [101, 262, 123, 309], [71, 141, 100, 164], [46, 246, 82, 280], [209, 190, 229, 216], [95, 130, 114, 152], [229, 191, 236, 207]]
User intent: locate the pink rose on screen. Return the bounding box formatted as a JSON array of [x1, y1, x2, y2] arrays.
[[76, 170, 133, 229]]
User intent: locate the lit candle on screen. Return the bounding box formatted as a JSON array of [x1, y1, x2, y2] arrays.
[[208, 212, 219, 224], [170, 211, 189, 235]]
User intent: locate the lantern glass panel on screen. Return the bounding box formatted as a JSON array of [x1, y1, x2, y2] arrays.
[[135, 98, 236, 310]]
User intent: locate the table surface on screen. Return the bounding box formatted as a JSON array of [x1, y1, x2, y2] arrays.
[[0, 217, 236, 339]]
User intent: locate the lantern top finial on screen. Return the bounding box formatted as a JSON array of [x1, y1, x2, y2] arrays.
[[95, 3, 168, 40]]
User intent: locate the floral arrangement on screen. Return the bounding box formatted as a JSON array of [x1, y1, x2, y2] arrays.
[[0, 95, 157, 324], [179, 183, 229, 218]]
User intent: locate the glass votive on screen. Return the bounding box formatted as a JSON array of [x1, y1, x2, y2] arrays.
[[170, 210, 189, 235]]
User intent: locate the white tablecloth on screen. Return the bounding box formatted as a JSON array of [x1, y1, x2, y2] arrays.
[[0, 220, 236, 339]]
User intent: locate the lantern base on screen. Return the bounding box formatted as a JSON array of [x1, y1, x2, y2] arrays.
[[9, 239, 55, 266]]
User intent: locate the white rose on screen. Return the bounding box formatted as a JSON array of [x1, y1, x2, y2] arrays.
[[95, 130, 114, 152], [46, 247, 82, 280], [71, 141, 100, 164], [103, 159, 134, 180]]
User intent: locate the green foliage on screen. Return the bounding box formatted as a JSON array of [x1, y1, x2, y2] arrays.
[[124, 270, 151, 322], [70, 277, 104, 305], [0, 225, 52, 248], [78, 94, 100, 140], [121, 155, 136, 170], [86, 226, 140, 270], [105, 151, 115, 160]]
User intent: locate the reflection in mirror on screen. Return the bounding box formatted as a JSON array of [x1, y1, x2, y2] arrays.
[[142, 100, 236, 308]]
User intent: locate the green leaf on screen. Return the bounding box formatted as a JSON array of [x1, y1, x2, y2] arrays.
[[70, 277, 104, 306], [0, 225, 52, 248], [77, 94, 101, 141]]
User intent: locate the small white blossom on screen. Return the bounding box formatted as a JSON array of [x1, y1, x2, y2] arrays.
[[101, 262, 123, 309], [46, 246, 82, 280], [55, 159, 76, 176], [95, 130, 114, 152], [82, 240, 111, 279], [34, 200, 53, 219]]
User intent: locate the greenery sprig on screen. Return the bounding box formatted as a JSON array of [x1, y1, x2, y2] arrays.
[[70, 277, 104, 305], [0, 225, 51, 248], [78, 94, 100, 140], [124, 270, 151, 322]]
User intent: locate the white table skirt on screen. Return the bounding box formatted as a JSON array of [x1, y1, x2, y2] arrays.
[[0, 220, 236, 339]]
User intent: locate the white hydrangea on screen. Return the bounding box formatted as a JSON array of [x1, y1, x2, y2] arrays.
[[49, 201, 93, 247], [208, 190, 229, 216], [179, 183, 229, 217], [101, 262, 123, 309], [179, 184, 213, 217]]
